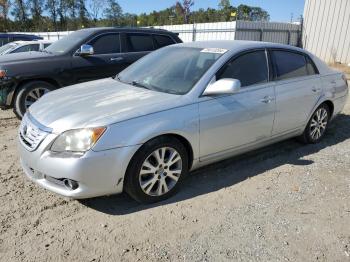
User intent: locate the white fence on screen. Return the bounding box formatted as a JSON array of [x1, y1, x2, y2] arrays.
[[16, 20, 301, 46]]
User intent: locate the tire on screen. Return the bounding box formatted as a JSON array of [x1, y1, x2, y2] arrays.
[[13, 81, 56, 119], [124, 136, 189, 204], [298, 103, 330, 144]]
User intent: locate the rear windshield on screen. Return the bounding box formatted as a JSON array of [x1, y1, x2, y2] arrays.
[[0, 43, 18, 54]]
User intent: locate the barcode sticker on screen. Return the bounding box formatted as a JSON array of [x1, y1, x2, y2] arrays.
[[201, 48, 228, 54]]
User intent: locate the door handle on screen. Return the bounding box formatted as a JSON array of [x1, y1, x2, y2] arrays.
[[260, 96, 274, 104], [110, 57, 123, 62]]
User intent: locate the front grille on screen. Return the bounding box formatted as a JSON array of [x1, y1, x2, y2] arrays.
[[19, 113, 51, 151]]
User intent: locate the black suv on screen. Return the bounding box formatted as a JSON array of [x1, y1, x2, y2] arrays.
[[0, 27, 182, 118]]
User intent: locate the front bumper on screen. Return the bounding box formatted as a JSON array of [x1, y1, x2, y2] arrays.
[[18, 131, 140, 199]]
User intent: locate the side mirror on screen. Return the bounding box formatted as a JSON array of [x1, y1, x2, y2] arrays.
[[203, 78, 241, 96], [79, 44, 94, 56]]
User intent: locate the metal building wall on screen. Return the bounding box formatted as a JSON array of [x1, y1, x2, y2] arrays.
[[303, 0, 350, 64], [235, 21, 301, 46]]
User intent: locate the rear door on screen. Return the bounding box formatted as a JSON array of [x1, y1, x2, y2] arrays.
[[199, 50, 276, 159], [153, 34, 176, 49], [119, 33, 155, 68], [71, 33, 123, 83], [270, 49, 322, 135]]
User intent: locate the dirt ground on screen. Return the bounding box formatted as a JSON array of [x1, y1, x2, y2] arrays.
[[1, 97, 350, 262]]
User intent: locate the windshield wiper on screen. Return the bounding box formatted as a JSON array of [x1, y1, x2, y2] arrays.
[[130, 81, 152, 90], [41, 49, 52, 54]]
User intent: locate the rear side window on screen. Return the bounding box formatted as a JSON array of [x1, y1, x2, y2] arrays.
[[306, 56, 318, 75], [89, 33, 120, 54], [44, 43, 51, 48], [217, 51, 268, 87], [272, 51, 308, 80], [13, 44, 39, 53], [126, 34, 154, 52], [154, 35, 175, 48]]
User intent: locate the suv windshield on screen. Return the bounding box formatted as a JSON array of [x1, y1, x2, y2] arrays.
[[118, 46, 223, 95], [45, 30, 89, 54]]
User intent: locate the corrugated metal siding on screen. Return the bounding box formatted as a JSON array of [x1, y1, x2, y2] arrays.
[[235, 21, 301, 46], [155, 21, 300, 46], [153, 22, 236, 42], [304, 0, 350, 63]]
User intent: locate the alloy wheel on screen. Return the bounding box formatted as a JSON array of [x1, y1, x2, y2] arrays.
[[309, 107, 328, 140], [24, 87, 50, 108], [139, 147, 183, 197]]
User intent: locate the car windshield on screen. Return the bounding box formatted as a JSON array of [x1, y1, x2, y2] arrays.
[[117, 46, 223, 95], [0, 43, 18, 54], [45, 30, 88, 54]]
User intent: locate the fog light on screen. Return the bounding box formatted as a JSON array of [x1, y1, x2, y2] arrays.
[[63, 179, 79, 190]]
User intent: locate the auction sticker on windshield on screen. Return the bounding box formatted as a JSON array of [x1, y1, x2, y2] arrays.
[[201, 48, 228, 54]]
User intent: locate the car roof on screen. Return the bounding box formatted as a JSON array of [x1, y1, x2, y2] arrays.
[[178, 40, 306, 53], [12, 40, 53, 45], [77, 27, 178, 35], [0, 33, 42, 39]]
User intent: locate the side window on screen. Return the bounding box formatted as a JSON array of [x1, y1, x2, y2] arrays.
[[272, 51, 308, 80], [44, 43, 51, 48], [12, 44, 37, 53], [154, 35, 175, 48], [217, 51, 268, 87], [126, 34, 154, 52], [306, 56, 318, 75], [29, 44, 40, 51], [89, 33, 120, 54]]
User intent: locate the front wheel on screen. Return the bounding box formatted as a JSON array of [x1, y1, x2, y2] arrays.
[[299, 104, 330, 144], [14, 81, 56, 119], [124, 137, 189, 204]]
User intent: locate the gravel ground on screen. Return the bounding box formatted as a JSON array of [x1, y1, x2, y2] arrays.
[[0, 97, 350, 262]]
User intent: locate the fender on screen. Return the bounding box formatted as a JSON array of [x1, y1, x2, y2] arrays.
[[93, 103, 200, 160]]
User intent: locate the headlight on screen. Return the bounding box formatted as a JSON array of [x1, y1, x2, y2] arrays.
[[51, 127, 106, 153], [0, 69, 7, 79]]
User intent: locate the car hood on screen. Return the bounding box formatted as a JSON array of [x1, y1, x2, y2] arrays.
[[0, 51, 52, 64], [29, 78, 187, 133]]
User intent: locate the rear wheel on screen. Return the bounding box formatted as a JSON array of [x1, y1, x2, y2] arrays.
[[299, 104, 330, 144], [14, 81, 55, 119], [125, 136, 189, 204]]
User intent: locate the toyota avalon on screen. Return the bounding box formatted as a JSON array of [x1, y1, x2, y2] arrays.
[[18, 41, 348, 203]]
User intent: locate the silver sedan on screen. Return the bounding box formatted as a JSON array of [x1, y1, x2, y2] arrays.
[[18, 41, 349, 203]]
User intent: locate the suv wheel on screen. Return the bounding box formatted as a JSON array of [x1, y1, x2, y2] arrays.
[[14, 81, 55, 119], [125, 136, 189, 204]]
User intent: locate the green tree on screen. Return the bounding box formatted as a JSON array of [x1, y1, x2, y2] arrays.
[[29, 0, 44, 31], [219, 0, 230, 10], [236, 4, 269, 21], [0, 0, 10, 31], [103, 0, 122, 26], [45, 0, 58, 30], [77, 0, 89, 28], [12, 0, 29, 30]]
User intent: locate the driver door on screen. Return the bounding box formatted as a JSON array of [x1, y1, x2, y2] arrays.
[[199, 50, 276, 160], [71, 33, 124, 83]]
